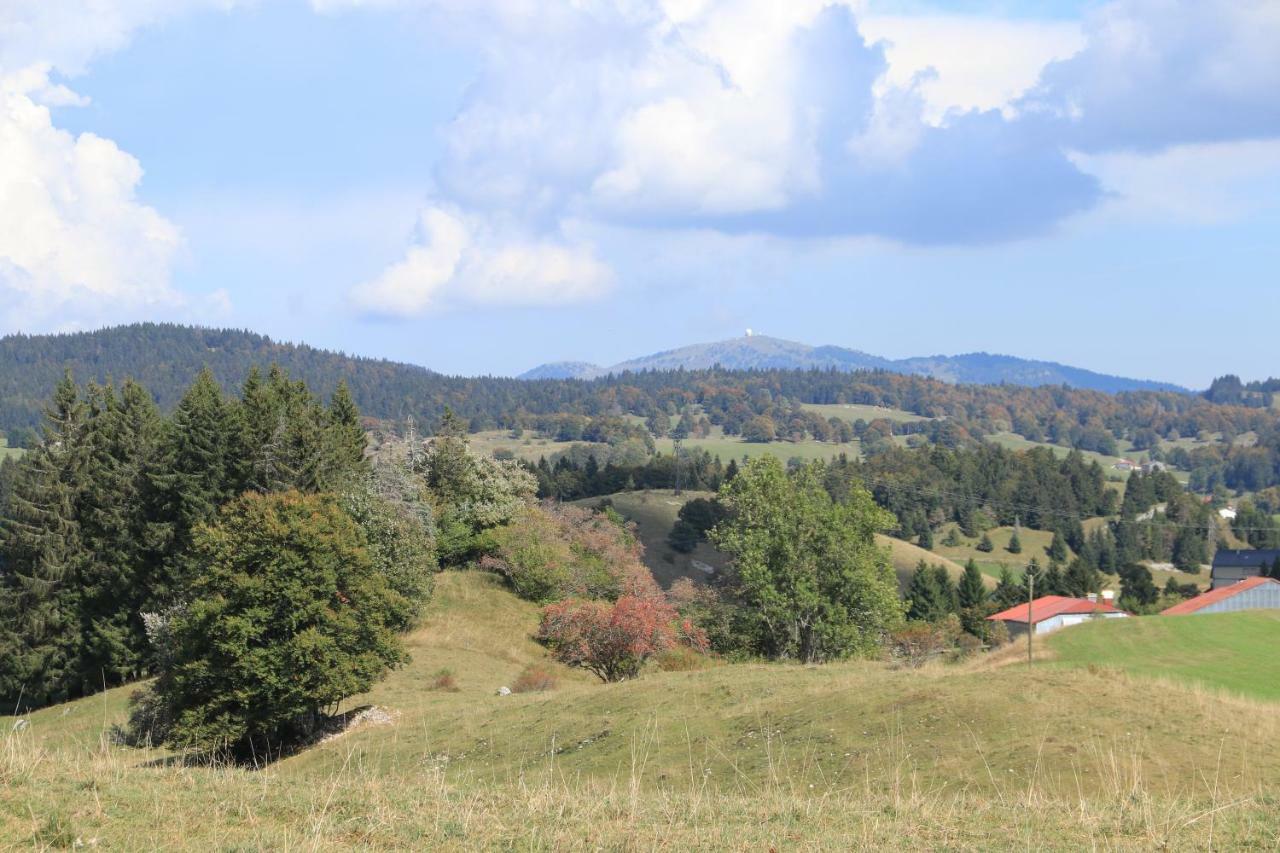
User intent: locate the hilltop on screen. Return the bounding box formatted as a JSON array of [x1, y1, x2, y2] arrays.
[[520, 333, 1190, 394], [4, 570, 1280, 848]]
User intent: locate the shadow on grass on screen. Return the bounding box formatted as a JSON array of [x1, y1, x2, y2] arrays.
[[135, 704, 389, 770]]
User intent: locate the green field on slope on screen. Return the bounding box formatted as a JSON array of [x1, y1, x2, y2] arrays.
[[1048, 610, 1280, 700]]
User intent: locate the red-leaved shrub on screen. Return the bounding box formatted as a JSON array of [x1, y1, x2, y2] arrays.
[[511, 664, 558, 693], [536, 594, 708, 682]]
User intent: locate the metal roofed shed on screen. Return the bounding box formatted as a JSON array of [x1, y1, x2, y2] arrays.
[[987, 593, 1129, 638], [1162, 576, 1280, 616], [1210, 549, 1280, 590]]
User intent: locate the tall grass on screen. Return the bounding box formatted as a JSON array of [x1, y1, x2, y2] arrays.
[[3, 716, 1277, 850]]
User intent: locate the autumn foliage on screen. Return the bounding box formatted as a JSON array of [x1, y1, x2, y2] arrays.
[[536, 594, 708, 682]]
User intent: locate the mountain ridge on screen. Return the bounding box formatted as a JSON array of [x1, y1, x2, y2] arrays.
[[519, 334, 1189, 394]]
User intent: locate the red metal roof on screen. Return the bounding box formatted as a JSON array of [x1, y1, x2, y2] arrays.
[[987, 595, 1126, 624], [1161, 576, 1280, 615]]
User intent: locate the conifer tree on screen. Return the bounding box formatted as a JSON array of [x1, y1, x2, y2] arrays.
[[149, 368, 237, 574], [0, 374, 88, 709], [957, 559, 987, 610], [1007, 530, 1023, 554], [1047, 529, 1068, 562], [75, 380, 163, 691], [976, 532, 994, 552], [323, 380, 367, 489]]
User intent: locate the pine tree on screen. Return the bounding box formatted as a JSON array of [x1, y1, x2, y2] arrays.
[[0, 374, 88, 709], [957, 559, 987, 610], [1047, 530, 1068, 562], [322, 380, 367, 490], [1043, 562, 1065, 596], [918, 524, 934, 550], [1063, 558, 1100, 597], [993, 567, 1021, 608], [976, 533, 994, 553], [149, 368, 237, 574], [906, 562, 949, 622], [1007, 530, 1023, 554], [74, 380, 163, 691]]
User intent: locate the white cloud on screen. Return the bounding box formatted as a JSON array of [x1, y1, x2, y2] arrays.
[[1071, 140, 1280, 225], [858, 14, 1084, 122], [0, 68, 183, 327], [0, 0, 248, 76], [350, 206, 612, 316]]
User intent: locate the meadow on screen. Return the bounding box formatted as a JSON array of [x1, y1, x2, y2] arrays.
[[5, 571, 1280, 849], [1048, 609, 1280, 701]]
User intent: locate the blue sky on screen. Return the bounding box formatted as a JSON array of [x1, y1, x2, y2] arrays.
[[1, 0, 1278, 387]]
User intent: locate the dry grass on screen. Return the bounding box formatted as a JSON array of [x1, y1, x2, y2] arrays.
[[5, 571, 1280, 849]]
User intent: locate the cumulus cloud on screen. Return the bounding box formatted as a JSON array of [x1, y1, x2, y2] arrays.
[[1021, 0, 1280, 152], [350, 206, 612, 316], [0, 68, 183, 327], [0, 1, 253, 330]]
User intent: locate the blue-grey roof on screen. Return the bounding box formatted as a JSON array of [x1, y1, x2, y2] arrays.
[[1212, 549, 1280, 568]]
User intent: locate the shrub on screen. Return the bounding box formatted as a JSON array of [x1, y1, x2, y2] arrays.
[[152, 491, 407, 757], [654, 645, 715, 672], [537, 595, 708, 682], [487, 504, 658, 603], [511, 664, 558, 693], [431, 668, 459, 692]]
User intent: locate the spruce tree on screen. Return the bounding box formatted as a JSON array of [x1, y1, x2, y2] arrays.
[[75, 380, 163, 691], [0, 374, 88, 709], [1007, 530, 1023, 554], [149, 368, 237, 575], [1047, 530, 1068, 562], [957, 559, 987, 610], [906, 562, 948, 622], [976, 533, 994, 553], [323, 380, 367, 489]]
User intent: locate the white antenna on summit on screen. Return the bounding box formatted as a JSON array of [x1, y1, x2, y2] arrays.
[[745, 328, 754, 337]]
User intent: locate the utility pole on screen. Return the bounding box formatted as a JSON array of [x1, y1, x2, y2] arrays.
[[1027, 566, 1035, 666], [672, 435, 683, 497]]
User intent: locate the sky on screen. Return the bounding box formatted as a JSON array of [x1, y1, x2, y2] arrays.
[[1, 0, 1278, 388]]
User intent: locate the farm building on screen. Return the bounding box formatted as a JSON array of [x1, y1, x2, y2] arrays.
[[987, 593, 1129, 638], [1210, 549, 1280, 590], [1162, 576, 1280, 615]]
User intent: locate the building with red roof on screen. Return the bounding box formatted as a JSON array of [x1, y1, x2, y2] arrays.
[[987, 593, 1129, 637], [1161, 576, 1280, 615]]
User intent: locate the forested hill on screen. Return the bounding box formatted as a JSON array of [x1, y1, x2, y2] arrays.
[[4, 325, 1279, 496], [0, 324, 441, 436]]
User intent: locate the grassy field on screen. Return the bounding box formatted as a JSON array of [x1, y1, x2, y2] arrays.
[[0, 437, 21, 460], [801, 403, 932, 424], [1048, 610, 1280, 701], [932, 523, 1063, 579], [5, 571, 1280, 849], [467, 428, 862, 466]]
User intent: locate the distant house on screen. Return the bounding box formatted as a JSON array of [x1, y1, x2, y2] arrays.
[[1210, 549, 1280, 590], [1218, 506, 1238, 521], [1162, 577, 1280, 615], [1112, 459, 1138, 471], [987, 593, 1129, 638]]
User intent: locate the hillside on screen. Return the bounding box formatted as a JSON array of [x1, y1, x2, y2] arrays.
[[5, 571, 1280, 848], [1048, 610, 1280, 700], [521, 333, 1189, 393], [576, 490, 978, 591]]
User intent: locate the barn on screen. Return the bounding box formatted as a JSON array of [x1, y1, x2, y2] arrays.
[[987, 594, 1129, 638], [1161, 576, 1280, 615], [1210, 549, 1280, 590]]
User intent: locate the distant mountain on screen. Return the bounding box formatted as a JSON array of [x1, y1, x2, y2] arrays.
[[520, 334, 1189, 394]]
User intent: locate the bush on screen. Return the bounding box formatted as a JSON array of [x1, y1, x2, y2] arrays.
[[340, 482, 437, 631], [537, 595, 707, 682], [667, 519, 700, 553], [151, 491, 408, 757], [431, 668, 459, 692], [486, 504, 657, 603], [511, 664, 558, 693], [654, 645, 716, 672]]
